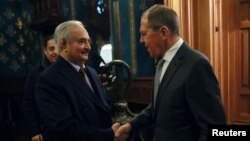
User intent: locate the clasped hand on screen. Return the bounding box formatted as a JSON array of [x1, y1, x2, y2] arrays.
[[112, 123, 132, 141]]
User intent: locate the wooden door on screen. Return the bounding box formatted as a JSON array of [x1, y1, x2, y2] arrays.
[[235, 0, 250, 124]]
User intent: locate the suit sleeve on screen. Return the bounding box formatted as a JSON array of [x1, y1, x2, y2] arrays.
[[35, 74, 114, 141], [186, 58, 226, 141], [23, 72, 41, 138], [130, 104, 153, 135]]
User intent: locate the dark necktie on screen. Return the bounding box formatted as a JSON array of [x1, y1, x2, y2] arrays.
[[154, 59, 165, 106], [79, 67, 94, 92], [79, 67, 87, 82]]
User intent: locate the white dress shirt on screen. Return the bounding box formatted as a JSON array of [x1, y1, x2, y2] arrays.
[[160, 38, 184, 81]]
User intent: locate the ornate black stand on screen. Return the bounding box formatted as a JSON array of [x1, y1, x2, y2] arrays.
[[101, 60, 136, 124]]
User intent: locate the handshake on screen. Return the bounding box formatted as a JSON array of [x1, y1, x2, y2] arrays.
[[112, 122, 132, 141]]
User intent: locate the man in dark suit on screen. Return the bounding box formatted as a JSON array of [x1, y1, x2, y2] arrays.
[[35, 20, 120, 141], [116, 4, 226, 141], [23, 35, 57, 141]]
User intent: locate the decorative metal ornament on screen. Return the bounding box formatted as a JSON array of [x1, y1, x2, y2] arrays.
[[16, 17, 24, 29], [17, 35, 24, 46], [101, 60, 136, 124], [19, 52, 26, 63]]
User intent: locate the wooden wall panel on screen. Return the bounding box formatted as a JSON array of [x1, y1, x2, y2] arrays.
[[127, 77, 153, 104], [240, 30, 249, 87], [236, 28, 250, 124], [234, 0, 250, 124], [236, 94, 250, 123], [164, 0, 194, 47], [219, 0, 238, 124]]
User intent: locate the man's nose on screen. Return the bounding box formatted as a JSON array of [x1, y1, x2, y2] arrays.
[[85, 42, 91, 50], [52, 51, 58, 56], [140, 37, 144, 43]]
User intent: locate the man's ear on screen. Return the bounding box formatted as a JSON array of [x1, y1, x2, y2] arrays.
[[43, 47, 47, 55], [61, 39, 67, 49], [160, 26, 169, 39]]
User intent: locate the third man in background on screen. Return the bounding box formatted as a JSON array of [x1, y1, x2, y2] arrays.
[[23, 35, 58, 141]]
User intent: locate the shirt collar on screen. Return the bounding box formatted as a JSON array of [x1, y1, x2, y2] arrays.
[[162, 38, 183, 62], [67, 61, 86, 72]]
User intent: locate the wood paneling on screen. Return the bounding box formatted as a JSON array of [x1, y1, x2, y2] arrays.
[[240, 30, 249, 86], [164, 0, 194, 46], [234, 0, 250, 124], [219, 0, 238, 124], [127, 77, 153, 104]]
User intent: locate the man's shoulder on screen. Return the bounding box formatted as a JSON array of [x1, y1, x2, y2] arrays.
[[39, 60, 70, 80], [28, 65, 45, 76], [85, 65, 98, 75], [40, 63, 58, 77], [183, 44, 209, 61]]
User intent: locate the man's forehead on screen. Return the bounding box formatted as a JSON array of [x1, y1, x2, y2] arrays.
[[80, 37, 91, 40], [140, 19, 148, 29]]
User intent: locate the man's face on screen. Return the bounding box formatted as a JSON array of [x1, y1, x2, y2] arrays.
[[43, 39, 58, 63], [140, 16, 163, 59], [65, 25, 91, 66]]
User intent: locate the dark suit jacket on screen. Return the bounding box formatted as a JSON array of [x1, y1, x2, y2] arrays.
[[131, 43, 226, 141], [35, 56, 113, 141], [23, 58, 51, 138]]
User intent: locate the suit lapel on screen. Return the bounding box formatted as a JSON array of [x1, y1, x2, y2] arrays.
[[57, 57, 109, 112], [85, 67, 111, 109], [154, 44, 187, 116]]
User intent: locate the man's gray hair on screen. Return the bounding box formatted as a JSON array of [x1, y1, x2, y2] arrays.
[[143, 4, 180, 35], [54, 20, 85, 52]]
